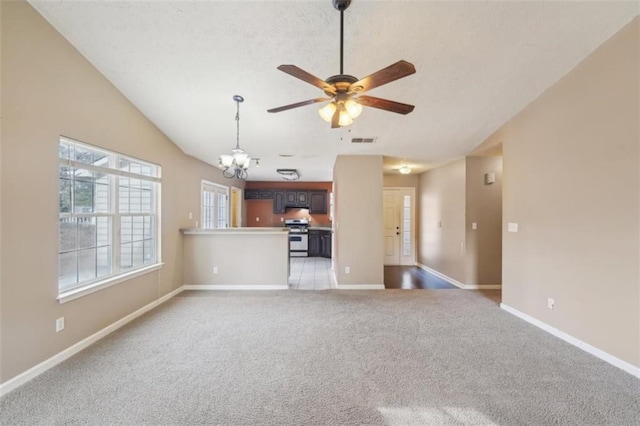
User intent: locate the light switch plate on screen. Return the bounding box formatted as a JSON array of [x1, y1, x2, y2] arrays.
[[472, 222, 477, 230], [508, 222, 519, 233]]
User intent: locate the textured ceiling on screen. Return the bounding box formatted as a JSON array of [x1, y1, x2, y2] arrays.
[[29, 0, 638, 181]]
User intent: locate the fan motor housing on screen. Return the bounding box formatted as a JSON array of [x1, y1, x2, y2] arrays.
[[332, 0, 351, 11], [325, 74, 358, 96]]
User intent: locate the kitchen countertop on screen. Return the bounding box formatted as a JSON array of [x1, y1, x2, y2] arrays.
[[308, 226, 333, 232], [181, 227, 288, 235]]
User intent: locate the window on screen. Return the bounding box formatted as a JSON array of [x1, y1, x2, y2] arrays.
[[402, 194, 412, 256], [201, 181, 229, 229], [58, 137, 161, 297]]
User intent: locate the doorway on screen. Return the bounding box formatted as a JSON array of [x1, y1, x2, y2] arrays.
[[230, 187, 242, 227], [383, 188, 416, 265]]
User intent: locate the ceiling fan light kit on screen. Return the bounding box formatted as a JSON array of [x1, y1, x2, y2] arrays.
[[268, 0, 416, 128], [219, 95, 253, 180]]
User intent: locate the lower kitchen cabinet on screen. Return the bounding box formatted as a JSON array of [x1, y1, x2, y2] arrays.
[[321, 232, 332, 258], [308, 231, 321, 257], [308, 229, 331, 258]]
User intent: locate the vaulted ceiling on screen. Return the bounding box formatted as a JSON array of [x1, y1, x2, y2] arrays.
[[29, 1, 638, 181]]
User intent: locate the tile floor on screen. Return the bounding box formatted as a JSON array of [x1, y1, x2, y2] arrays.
[[289, 257, 334, 290]]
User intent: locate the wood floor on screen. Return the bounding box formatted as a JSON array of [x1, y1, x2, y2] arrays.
[[384, 266, 458, 289], [384, 266, 503, 304]]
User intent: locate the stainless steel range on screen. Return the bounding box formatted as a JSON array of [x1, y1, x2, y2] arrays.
[[285, 218, 309, 257]]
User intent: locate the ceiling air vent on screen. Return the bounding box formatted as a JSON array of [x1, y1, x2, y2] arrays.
[[351, 137, 377, 144]]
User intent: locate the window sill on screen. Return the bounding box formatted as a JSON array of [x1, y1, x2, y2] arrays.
[[58, 263, 164, 304]]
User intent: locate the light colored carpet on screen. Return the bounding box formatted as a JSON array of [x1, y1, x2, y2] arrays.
[[1, 290, 638, 425]]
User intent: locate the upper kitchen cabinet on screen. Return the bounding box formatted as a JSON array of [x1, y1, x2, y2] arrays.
[[284, 191, 310, 208], [273, 191, 285, 214], [309, 191, 327, 214], [244, 189, 273, 200], [244, 189, 261, 200], [245, 186, 329, 214]]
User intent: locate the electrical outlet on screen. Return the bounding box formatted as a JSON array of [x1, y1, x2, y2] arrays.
[[472, 222, 477, 230], [189, 212, 193, 220], [56, 317, 65, 332], [547, 298, 555, 310], [213, 266, 218, 274], [508, 222, 519, 233], [280, 217, 284, 222], [256, 217, 260, 222], [345, 266, 350, 274]]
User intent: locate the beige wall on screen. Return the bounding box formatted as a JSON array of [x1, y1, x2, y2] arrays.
[[464, 156, 503, 285], [333, 155, 384, 285], [0, 1, 244, 383], [383, 174, 419, 188], [491, 17, 638, 367], [417, 159, 467, 282]]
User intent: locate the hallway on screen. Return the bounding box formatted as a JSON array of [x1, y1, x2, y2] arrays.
[[384, 266, 458, 289]]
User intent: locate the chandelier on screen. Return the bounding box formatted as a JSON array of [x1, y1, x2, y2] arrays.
[[219, 95, 251, 179]]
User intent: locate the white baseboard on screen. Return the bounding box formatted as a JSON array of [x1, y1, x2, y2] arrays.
[[464, 284, 503, 290], [415, 263, 501, 290], [0, 285, 185, 397], [335, 284, 385, 290], [183, 284, 289, 290], [330, 270, 338, 289], [500, 303, 640, 378]]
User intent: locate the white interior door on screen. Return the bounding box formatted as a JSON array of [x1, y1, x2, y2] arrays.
[[383, 188, 416, 266]]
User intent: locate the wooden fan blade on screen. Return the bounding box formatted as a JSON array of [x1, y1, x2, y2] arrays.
[[267, 98, 330, 113], [357, 96, 415, 115], [331, 106, 340, 128], [349, 60, 416, 94], [277, 65, 336, 94]]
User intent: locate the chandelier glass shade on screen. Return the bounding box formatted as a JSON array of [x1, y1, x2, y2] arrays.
[[219, 95, 251, 180], [318, 98, 363, 127]]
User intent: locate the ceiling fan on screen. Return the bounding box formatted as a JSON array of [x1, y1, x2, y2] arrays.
[[267, 0, 416, 128]]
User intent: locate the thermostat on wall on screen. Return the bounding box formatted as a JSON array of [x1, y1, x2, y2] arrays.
[[484, 172, 496, 185]]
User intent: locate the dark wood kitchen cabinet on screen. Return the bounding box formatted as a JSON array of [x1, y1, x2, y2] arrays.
[[244, 189, 261, 200], [245, 187, 328, 213], [308, 230, 321, 257], [244, 189, 273, 200], [272, 191, 285, 214], [308, 229, 331, 258], [308, 191, 327, 214], [285, 191, 308, 207], [321, 232, 332, 258]]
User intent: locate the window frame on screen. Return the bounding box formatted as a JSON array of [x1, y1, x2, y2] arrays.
[[58, 137, 162, 303]]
